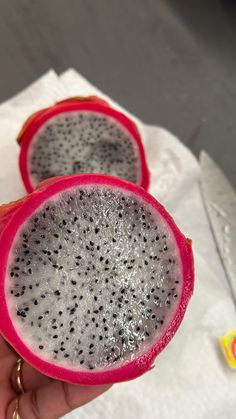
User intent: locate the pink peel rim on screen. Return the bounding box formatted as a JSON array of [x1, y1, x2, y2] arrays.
[[0, 174, 193, 385], [18, 101, 150, 193]]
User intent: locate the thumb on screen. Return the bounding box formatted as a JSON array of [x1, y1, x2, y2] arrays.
[[7, 381, 112, 419]]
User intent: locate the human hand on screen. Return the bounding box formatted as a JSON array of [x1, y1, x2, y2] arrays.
[[0, 335, 111, 418]]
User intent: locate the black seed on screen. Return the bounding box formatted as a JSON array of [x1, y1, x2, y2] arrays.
[[39, 345, 44, 350], [71, 280, 77, 285], [70, 328, 75, 333]]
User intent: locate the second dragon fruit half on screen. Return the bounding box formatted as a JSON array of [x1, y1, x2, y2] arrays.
[[17, 96, 150, 192]]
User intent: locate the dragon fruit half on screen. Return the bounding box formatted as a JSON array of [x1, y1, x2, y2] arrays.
[[17, 97, 150, 192], [0, 174, 193, 385]]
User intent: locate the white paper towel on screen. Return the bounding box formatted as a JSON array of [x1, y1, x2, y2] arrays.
[[0, 69, 235, 419]]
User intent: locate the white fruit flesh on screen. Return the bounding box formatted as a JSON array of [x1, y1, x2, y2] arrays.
[[28, 112, 141, 188], [6, 185, 182, 371]]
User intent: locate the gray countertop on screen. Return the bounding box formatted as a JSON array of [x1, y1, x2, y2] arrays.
[[0, 0, 235, 186]]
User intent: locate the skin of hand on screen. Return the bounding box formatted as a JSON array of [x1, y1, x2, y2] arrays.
[[0, 335, 112, 419]]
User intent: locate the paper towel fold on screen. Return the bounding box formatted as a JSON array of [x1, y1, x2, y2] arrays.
[[0, 69, 234, 419]]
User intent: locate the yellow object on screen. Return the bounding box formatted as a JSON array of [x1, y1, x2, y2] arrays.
[[220, 330, 236, 369]]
